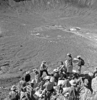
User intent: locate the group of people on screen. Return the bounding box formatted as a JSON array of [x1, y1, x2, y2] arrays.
[[6, 53, 97, 100]]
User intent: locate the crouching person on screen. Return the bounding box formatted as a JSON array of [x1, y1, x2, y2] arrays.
[[8, 85, 19, 100], [43, 76, 55, 100]]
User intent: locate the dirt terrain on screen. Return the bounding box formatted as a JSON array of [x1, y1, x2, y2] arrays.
[[0, 0, 97, 99]]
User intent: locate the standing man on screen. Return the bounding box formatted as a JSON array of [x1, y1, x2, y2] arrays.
[[43, 76, 55, 100], [40, 61, 49, 77], [65, 53, 73, 74], [77, 55, 85, 74]]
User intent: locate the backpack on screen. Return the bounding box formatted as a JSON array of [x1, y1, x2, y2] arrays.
[[81, 59, 85, 66]]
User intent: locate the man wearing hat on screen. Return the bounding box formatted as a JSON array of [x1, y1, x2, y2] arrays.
[[76, 55, 85, 74], [43, 76, 55, 91], [53, 69, 59, 83], [39, 61, 49, 77], [42, 76, 55, 100], [65, 53, 73, 74]]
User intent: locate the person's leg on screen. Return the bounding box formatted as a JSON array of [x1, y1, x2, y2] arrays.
[[44, 70, 49, 76], [40, 70, 43, 77], [47, 91, 51, 100], [44, 92, 47, 100], [90, 87, 93, 94]]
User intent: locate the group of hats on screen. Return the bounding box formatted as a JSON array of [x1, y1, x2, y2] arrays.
[[67, 53, 81, 59], [67, 53, 81, 58]]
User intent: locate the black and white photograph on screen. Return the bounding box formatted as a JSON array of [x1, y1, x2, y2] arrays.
[[0, 0, 97, 100]]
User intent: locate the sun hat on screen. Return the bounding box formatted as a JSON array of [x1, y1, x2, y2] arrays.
[[88, 72, 93, 77], [73, 58, 79, 63], [44, 76, 50, 80], [69, 80, 76, 86], [11, 85, 17, 91], [77, 55, 81, 59], [64, 92, 70, 98], [53, 69, 58, 72], [26, 71, 30, 74], [67, 53, 71, 56], [42, 61, 46, 64], [72, 70, 78, 73]]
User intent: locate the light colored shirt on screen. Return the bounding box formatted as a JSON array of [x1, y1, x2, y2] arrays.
[[65, 60, 73, 73], [92, 77, 97, 92], [40, 63, 47, 70], [43, 81, 54, 91]]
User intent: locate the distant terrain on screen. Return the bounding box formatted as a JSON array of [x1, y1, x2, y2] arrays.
[[0, 0, 97, 99]]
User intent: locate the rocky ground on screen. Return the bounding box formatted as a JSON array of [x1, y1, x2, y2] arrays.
[[0, 0, 97, 99]]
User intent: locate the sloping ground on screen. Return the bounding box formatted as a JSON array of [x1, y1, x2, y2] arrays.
[[0, 0, 97, 99]]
